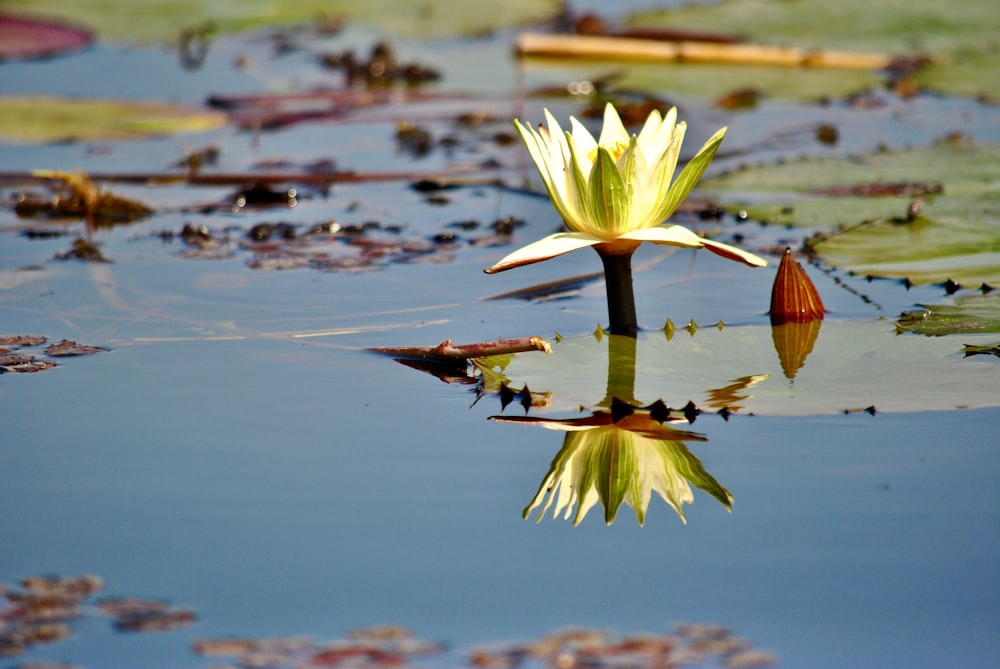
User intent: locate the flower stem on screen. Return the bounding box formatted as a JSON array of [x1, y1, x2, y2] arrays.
[[595, 243, 639, 338]]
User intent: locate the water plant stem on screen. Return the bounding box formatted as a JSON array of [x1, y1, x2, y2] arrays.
[[596, 243, 640, 338]]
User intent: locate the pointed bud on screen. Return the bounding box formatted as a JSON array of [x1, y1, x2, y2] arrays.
[[770, 248, 825, 324]]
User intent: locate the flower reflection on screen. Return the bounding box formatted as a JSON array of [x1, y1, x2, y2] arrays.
[[491, 334, 737, 526], [497, 409, 732, 526]]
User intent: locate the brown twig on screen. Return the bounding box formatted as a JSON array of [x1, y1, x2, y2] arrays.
[[369, 336, 552, 362], [516, 33, 893, 69]]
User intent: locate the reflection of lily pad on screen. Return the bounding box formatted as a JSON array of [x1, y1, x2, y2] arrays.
[[4, 0, 560, 43], [702, 143, 1000, 287], [494, 322, 999, 416], [897, 294, 1000, 336], [0, 96, 228, 143], [627, 0, 999, 98]]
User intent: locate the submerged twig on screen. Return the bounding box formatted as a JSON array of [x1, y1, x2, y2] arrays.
[[369, 336, 552, 362]]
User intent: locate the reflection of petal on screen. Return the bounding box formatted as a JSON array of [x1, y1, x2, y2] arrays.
[[483, 232, 602, 274], [702, 374, 771, 412], [771, 320, 823, 380]]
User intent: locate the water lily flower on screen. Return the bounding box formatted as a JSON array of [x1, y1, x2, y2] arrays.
[[487, 103, 767, 336]]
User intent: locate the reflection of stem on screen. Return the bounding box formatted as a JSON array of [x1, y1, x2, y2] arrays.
[[595, 243, 639, 338], [605, 334, 638, 404]]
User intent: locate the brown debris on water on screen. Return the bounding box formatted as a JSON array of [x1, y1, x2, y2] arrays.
[[15, 171, 153, 225], [0, 335, 107, 373], [44, 340, 108, 357], [469, 623, 778, 669]]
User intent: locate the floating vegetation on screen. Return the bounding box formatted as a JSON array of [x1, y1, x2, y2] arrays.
[[896, 293, 1000, 336], [0, 574, 195, 658], [0, 335, 107, 373], [15, 171, 152, 225], [469, 624, 777, 669], [0, 97, 226, 143]]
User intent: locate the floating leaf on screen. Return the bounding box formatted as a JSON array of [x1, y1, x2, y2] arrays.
[[0, 334, 48, 347], [627, 0, 998, 98], [703, 143, 1000, 287], [1, 0, 561, 43], [491, 323, 999, 416], [43, 340, 108, 356], [897, 294, 1000, 336], [0, 96, 228, 143], [0, 12, 93, 61]]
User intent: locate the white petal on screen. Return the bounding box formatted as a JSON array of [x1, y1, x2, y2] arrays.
[[636, 108, 663, 146], [568, 117, 597, 178], [621, 225, 768, 267], [514, 119, 577, 225], [638, 107, 677, 168], [484, 232, 603, 273], [597, 102, 629, 150]]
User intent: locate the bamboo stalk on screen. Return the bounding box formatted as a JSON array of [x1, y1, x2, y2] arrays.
[[515, 32, 892, 69]]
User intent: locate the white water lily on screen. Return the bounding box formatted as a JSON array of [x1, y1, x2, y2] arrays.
[[486, 103, 767, 274]]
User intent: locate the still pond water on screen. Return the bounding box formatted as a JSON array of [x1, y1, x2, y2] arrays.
[[2, 3, 999, 668]]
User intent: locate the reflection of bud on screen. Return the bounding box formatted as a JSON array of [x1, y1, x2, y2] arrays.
[[520, 413, 732, 526], [769, 249, 824, 379], [771, 320, 823, 380], [769, 248, 824, 324]]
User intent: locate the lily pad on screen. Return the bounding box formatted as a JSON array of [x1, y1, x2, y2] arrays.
[[3, 0, 561, 43], [489, 322, 999, 417], [701, 142, 1000, 287], [897, 293, 1000, 336], [626, 0, 999, 99], [0, 96, 228, 143], [0, 12, 93, 61]]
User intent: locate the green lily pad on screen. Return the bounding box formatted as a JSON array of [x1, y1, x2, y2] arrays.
[[897, 293, 1000, 336], [4, 0, 561, 43], [702, 142, 1000, 287], [0, 96, 228, 143], [490, 322, 999, 417], [610, 61, 882, 104], [626, 0, 999, 99]]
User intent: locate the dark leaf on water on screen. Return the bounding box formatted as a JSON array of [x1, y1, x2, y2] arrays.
[[0, 354, 57, 373], [96, 597, 170, 619], [113, 608, 196, 633], [44, 340, 108, 357], [0, 335, 47, 347], [54, 238, 109, 263]]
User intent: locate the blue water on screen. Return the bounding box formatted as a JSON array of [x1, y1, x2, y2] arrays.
[[2, 6, 999, 668]]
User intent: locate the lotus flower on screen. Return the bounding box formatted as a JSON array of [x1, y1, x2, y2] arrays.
[[486, 103, 766, 335]]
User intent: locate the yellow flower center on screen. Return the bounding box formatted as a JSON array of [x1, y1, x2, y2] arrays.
[[589, 140, 629, 163]]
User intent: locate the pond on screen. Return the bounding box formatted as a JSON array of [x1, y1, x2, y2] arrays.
[[2, 2, 999, 668]]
